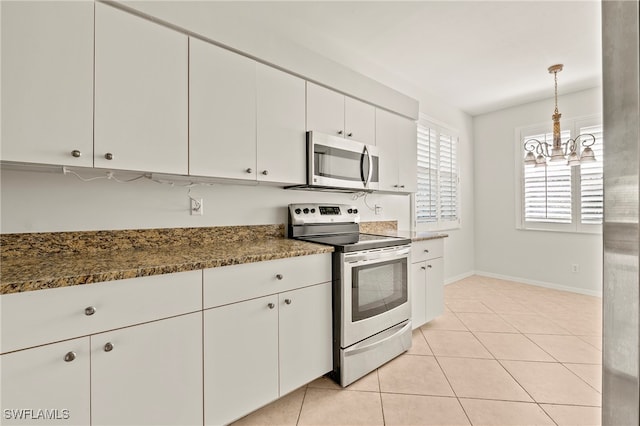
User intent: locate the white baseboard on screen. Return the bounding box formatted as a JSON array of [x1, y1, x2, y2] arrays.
[[444, 271, 475, 286], [473, 270, 603, 298]]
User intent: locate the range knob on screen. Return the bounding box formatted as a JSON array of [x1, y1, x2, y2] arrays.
[[294, 208, 301, 214], [310, 208, 316, 213], [303, 208, 309, 214], [347, 209, 353, 214], [353, 209, 358, 214]]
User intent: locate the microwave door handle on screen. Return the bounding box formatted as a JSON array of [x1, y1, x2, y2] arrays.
[[362, 146, 373, 187]]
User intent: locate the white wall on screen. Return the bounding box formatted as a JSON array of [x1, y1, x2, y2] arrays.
[[473, 87, 603, 296], [0, 169, 410, 233]]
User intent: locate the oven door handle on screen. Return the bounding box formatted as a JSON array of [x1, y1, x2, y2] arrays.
[[346, 321, 412, 357], [344, 246, 411, 263]]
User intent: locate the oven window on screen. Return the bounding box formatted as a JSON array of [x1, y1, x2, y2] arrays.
[[352, 258, 408, 322]]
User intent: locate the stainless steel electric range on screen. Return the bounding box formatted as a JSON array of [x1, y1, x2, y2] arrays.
[[288, 203, 412, 386]]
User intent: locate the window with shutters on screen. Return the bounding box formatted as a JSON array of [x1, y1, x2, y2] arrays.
[[414, 117, 460, 231], [516, 115, 603, 233]]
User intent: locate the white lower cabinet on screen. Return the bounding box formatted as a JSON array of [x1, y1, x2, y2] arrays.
[[91, 313, 203, 426], [411, 239, 445, 329], [0, 338, 91, 426], [204, 282, 332, 425]]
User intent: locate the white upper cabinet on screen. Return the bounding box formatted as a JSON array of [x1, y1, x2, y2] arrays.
[[1, 1, 94, 167], [190, 37, 257, 180], [344, 96, 376, 145], [375, 108, 417, 192], [256, 63, 306, 184], [307, 82, 375, 145], [94, 3, 188, 174], [306, 82, 345, 137]]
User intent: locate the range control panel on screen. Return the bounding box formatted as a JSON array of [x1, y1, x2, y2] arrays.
[[288, 203, 360, 225]]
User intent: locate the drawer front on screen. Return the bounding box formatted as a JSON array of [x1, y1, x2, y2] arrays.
[[1, 270, 202, 354], [203, 254, 332, 308], [411, 239, 444, 263]]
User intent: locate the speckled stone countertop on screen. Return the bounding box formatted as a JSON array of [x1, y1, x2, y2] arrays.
[[360, 221, 448, 242], [0, 225, 333, 295]]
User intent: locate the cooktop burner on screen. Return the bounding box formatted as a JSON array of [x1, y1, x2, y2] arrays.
[[288, 203, 411, 252]]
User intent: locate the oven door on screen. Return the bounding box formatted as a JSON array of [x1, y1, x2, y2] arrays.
[[340, 245, 411, 348], [307, 131, 379, 191]]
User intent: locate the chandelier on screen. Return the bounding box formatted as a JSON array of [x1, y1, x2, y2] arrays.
[[523, 64, 596, 167]]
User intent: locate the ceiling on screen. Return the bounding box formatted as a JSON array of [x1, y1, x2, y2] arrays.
[[225, 1, 602, 116]]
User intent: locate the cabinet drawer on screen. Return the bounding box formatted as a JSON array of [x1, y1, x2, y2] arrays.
[[1, 270, 202, 354], [411, 239, 444, 263], [203, 254, 331, 308]]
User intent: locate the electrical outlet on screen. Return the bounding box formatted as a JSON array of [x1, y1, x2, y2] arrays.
[[374, 205, 382, 215], [191, 198, 204, 216], [571, 264, 579, 273]]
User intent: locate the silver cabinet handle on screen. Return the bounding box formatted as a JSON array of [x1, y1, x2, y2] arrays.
[[84, 306, 96, 316], [246, 168, 253, 174], [427, 265, 433, 269], [285, 299, 292, 305], [104, 342, 114, 352], [64, 351, 76, 362], [268, 303, 275, 309], [276, 274, 283, 280], [71, 150, 81, 158], [421, 266, 426, 270], [104, 153, 114, 160], [262, 170, 268, 176], [337, 130, 343, 135]]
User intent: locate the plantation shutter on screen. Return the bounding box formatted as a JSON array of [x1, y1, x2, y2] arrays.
[[579, 124, 604, 224], [523, 130, 572, 223], [439, 132, 458, 221], [416, 125, 437, 223]]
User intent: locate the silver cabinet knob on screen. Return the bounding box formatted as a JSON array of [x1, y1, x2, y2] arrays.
[[71, 150, 81, 158], [399, 185, 405, 189], [84, 306, 96, 316], [424, 249, 429, 253], [347, 132, 353, 137], [262, 170, 269, 176], [276, 274, 283, 280], [64, 351, 76, 362], [337, 130, 343, 135], [421, 266, 426, 270], [393, 185, 399, 188], [104, 153, 114, 160], [284, 299, 292, 305], [427, 264, 433, 269], [104, 342, 114, 352], [246, 168, 253, 174], [268, 303, 275, 309]]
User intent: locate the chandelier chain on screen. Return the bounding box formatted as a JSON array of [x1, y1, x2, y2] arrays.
[[553, 69, 559, 115]]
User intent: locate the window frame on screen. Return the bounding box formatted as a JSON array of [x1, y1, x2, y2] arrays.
[[413, 115, 461, 232], [515, 114, 602, 234]]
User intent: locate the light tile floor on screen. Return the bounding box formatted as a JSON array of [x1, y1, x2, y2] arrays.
[[232, 275, 602, 425]]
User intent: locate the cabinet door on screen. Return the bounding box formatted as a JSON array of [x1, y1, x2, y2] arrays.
[[204, 296, 279, 425], [279, 282, 332, 395], [397, 117, 418, 192], [306, 82, 345, 136], [425, 258, 445, 323], [345, 97, 375, 145], [256, 64, 306, 184], [1, 338, 90, 426], [411, 262, 427, 329], [1, 1, 93, 167], [375, 109, 401, 191], [190, 37, 257, 180], [94, 3, 188, 174], [91, 313, 203, 426]]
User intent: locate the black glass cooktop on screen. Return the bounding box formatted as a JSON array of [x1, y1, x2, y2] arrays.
[[295, 232, 411, 253]]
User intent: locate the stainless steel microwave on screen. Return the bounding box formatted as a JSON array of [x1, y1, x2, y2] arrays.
[[307, 131, 379, 191]]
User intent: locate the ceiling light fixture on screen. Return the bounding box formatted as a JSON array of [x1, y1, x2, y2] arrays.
[[523, 64, 596, 168]]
